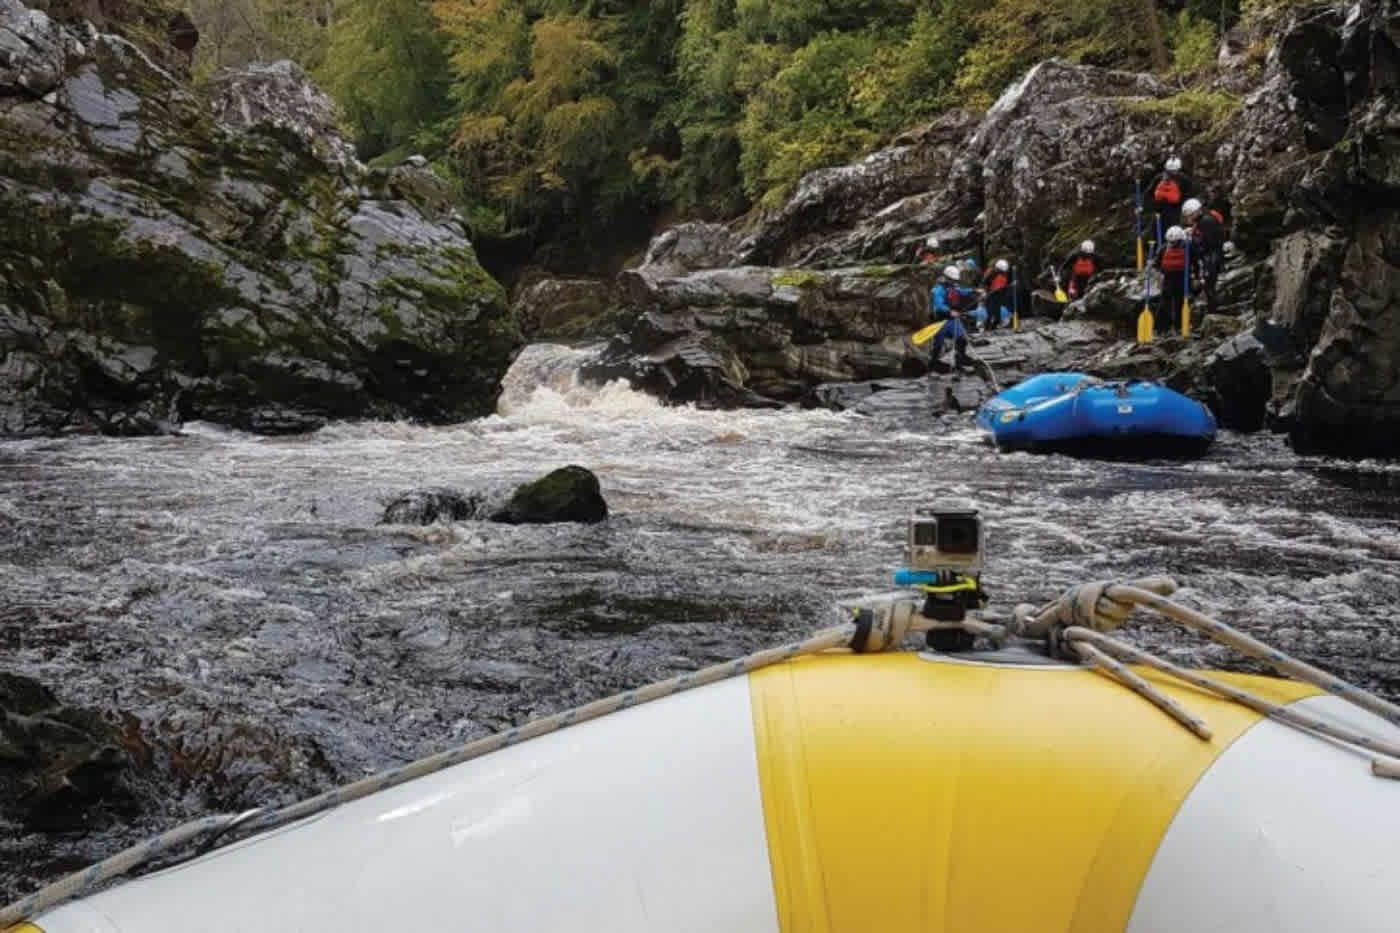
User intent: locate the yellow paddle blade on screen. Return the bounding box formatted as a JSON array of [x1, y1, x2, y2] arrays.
[[1136, 238, 1144, 271], [1181, 297, 1192, 337], [1137, 307, 1154, 344], [911, 320, 947, 346], [1054, 288, 1068, 304], [1012, 311, 1020, 332]]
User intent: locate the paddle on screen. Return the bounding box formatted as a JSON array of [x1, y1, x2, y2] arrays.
[[1135, 179, 1144, 272], [1182, 237, 1192, 338], [1136, 242, 1154, 344], [1050, 266, 1068, 304], [1011, 266, 1020, 331], [911, 319, 947, 346]]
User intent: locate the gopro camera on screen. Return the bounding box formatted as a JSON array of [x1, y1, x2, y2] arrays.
[[904, 507, 983, 576]]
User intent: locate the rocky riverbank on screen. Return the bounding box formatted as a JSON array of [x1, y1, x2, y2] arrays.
[[0, 0, 519, 436], [526, 0, 1400, 459]]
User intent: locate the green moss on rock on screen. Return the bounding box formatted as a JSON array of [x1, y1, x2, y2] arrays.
[[491, 466, 609, 525]]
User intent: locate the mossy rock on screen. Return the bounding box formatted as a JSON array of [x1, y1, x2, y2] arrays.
[[491, 466, 609, 525]]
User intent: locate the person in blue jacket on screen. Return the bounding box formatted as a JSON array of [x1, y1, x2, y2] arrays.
[[930, 265, 978, 369]]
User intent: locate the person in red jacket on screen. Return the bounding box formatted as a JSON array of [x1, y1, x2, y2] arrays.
[[1183, 198, 1228, 314], [981, 258, 1013, 331], [914, 235, 943, 265], [1059, 240, 1101, 300], [1154, 225, 1190, 335], [1149, 155, 1194, 229]]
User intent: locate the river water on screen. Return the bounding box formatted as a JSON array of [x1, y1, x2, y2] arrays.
[[3, 344, 1400, 900]]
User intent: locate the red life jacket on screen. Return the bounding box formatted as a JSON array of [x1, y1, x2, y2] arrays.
[[1072, 256, 1097, 278], [1160, 245, 1187, 273], [986, 272, 1009, 292], [1154, 176, 1183, 206], [1209, 208, 1226, 227], [946, 287, 964, 309]]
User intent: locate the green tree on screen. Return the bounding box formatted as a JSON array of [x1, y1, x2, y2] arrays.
[[435, 0, 679, 247], [320, 0, 453, 159]]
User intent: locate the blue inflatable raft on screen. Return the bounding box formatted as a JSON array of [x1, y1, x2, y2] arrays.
[[976, 372, 1217, 458]]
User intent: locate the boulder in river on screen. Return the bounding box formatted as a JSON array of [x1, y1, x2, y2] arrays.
[[491, 466, 609, 525], [381, 467, 609, 525], [0, 672, 134, 832], [380, 488, 485, 526]]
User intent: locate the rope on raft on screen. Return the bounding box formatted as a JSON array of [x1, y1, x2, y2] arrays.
[[5, 576, 1399, 928]]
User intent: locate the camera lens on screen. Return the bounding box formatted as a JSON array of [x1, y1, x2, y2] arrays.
[[912, 521, 939, 546], [937, 517, 979, 553]]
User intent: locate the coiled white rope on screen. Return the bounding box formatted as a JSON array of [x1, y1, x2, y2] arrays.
[[1014, 578, 1400, 775]]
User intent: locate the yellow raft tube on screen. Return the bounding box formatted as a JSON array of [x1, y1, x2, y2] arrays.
[[8, 650, 1400, 932]]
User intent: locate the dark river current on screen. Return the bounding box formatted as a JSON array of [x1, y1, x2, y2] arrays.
[[3, 344, 1400, 901]]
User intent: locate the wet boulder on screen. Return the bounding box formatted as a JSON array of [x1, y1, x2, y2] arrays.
[[970, 319, 1119, 388], [491, 466, 609, 525], [0, 672, 135, 832], [380, 488, 485, 526], [1063, 274, 1142, 325], [808, 373, 992, 418], [1204, 333, 1273, 432]]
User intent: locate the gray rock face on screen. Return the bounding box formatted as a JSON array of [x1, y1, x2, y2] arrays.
[[735, 109, 982, 267], [584, 264, 935, 405], [0, 1, 518, 437], [638, 222, 746, 275], [572, 0, 1400, 455], [965, 61, 1176, 270], [1232, 0, 1400, 456], [204, 59, 360, 173], [513, 278, 623, 340]]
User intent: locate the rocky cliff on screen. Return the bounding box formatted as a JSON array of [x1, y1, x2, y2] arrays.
[[555, 0, 1400, 458], [0, 0, 519, 436]]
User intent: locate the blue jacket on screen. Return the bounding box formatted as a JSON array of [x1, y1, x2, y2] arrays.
[[931, 283, 977, 318]]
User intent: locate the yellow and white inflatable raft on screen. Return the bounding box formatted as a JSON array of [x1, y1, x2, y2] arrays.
[[9, 649, 1400, 933]]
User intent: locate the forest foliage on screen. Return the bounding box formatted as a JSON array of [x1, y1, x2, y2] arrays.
[[189, 0, 1247, 261]]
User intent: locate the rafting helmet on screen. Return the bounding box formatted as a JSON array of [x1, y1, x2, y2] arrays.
[[1166, 225, 1187, 243], [1165, 155, 1182, 172], [942, 265, 961, 281], [926, 235, 940, 248], [1182, 198, 1204, 219], [995, 258, 1010, 272], [1081, 240, 1096, 254]]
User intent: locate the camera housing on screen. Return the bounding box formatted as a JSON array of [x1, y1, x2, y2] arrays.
[[903, 507, 983, 576]]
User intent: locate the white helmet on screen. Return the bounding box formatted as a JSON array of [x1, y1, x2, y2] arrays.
[[995, 258, 1010, 272], [942, 265, 961, 281], [1166, 225, 1186, 242], [925, 235, 940, 248], [1182, 198, 1203, 218], [1081, 240, 1096, 254], [1165, 156, 1182, 172]]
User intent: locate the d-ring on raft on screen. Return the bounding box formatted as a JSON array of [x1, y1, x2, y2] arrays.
[[5, 577, 1400, 933]]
